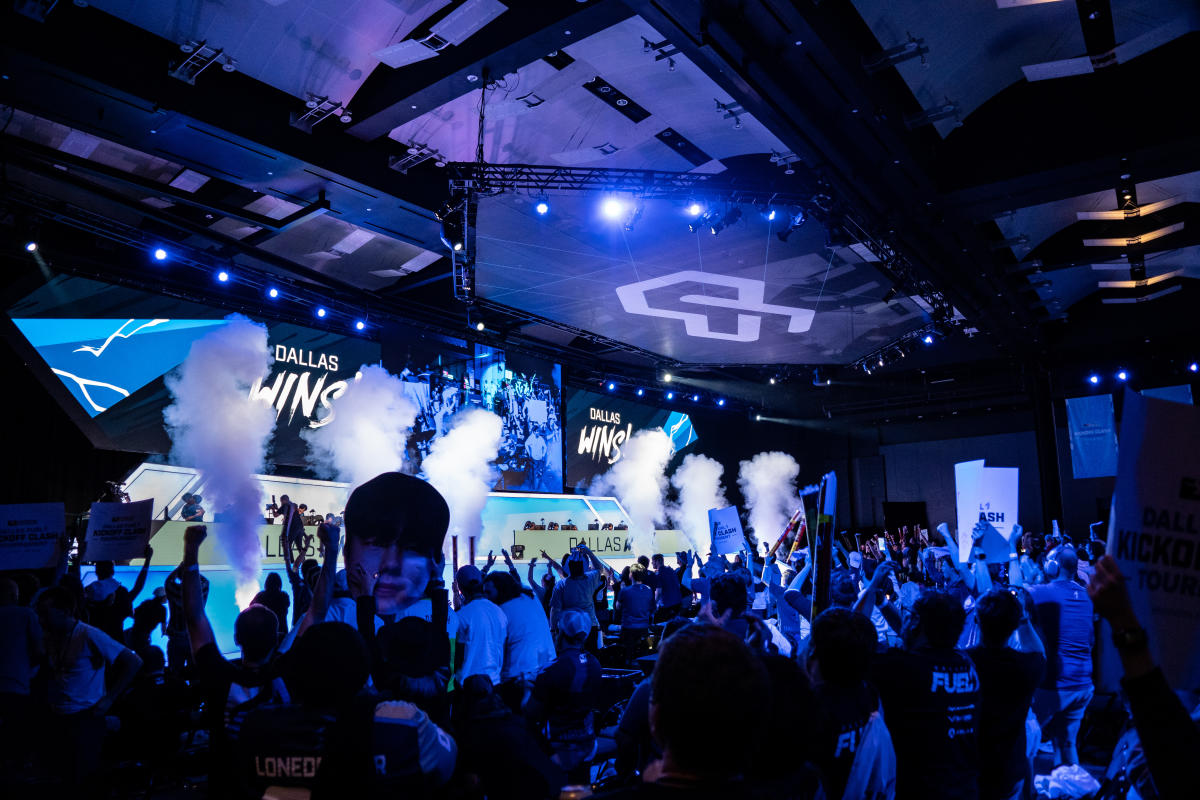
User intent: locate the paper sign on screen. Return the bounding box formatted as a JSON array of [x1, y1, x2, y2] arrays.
[[1107, 389, 1200, 690], [955, 461, 1019, 562], [0, 502, 65, 569], [708, 506, 743, 555], [954, 460, 985, 561], [85, 499, 154, 561]]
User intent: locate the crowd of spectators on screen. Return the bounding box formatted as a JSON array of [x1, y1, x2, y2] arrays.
[[1, 477, 1196, 799]]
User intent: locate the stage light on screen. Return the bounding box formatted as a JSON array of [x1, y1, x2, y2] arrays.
[[768, 209, 777, 221], [717, 398, 725, 407], [216, 270, 229, 282], [691, 394, 699, 402], [636, 388, 645, 397], [688, 203, 703, 216], [267, 287, 279, 299], [535, 198, 549, 215], [607, 382, 616, 391], [881, 285, 899, 303], [769, 377, 776, 385], [666, 391, 675, 400], [662, 372, 673, 383], [355, 320, 365, 331], [601, 198, 625, 220], [1088, 374, 1100, 385], [475, 321, 485, 332], [24, 241, 38, 252], [878, 357, 885, 367], [316, 307, 327, 318], [153, 247, 168, 261], [453, 241, 464, 252], [777, 209, 807, 242], [755, 414, 762, 421], [1190, 362, 1199, 373], [923, 334, 934, 345], [1116, 369, 1128, 381]]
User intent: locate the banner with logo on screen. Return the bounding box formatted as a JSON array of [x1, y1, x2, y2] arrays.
[[709, 505, 744, 555], [1106, 389, 1200, 690], [1066, 394, 1119, 478], [84, 499, 155, 561], [955, 460, 1019, 562], [1140, 384, 1193, 406], [0, 502, 65, 569]]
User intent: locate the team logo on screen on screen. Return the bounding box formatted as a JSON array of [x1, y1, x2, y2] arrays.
[[614, 271, 815, 342]]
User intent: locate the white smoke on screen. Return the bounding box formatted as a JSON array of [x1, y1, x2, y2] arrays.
[[591, 428, 674, 555], [423, 408, 504, 557], [164, 315, 276, 608], [668, 454, 727, 554], [737, 451, 800, 546], [302, 364, 418, 488]]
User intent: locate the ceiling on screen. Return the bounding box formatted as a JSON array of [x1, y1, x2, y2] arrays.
[[2, 0, 1197, 420]]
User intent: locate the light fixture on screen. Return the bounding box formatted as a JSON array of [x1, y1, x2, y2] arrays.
[[881, 285, 899, 303], [776, 209, 807, 242], [767, 209, 776, 221], [755, 414, 762, 421], [216, 270, 229, 282], [878, 357, 885, 367], [316, 307, 327, 318], [769, 377, 776, 385], [601, 197, 625, 220], [355, 320, 366, 331], [267, 287, 279, 299], [1189, 362, 1198, 373], [475, 321, 485, 332], [1116, 369, 1128, 381], [691, 394, 699, 402], [24, 242, 37, 252], [534, 197, 549, 215], [1088, 374, 1100, 385], [153, 247, 168, 261], [666, 391, 675, 400], [636, 388, 645, 397], [607, 382, 616, 391], [662, 372, 673, 383], [687, 203, 703, 216], [717, 398, 725, 407], [710, 207, 742, 236], [923, 334, 934, 345]]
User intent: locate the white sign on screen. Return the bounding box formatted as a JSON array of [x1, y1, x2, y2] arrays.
[[1107, 389, 1200, 690], [955, 460, 1019, 561], [0, 502, 65, 569], [708, 505, 744, 555], [85, 499, 154, 561]]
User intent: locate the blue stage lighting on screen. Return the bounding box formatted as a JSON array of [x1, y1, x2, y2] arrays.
[[688, 203, 703, 216], [666, 391, 675, 400], [1116, 369, 1128, 381], [922, 334, 934, 345], [1088, 374, 1100, 385], [216, 270, 229, 282], [767, 209, 776, 221], [535, 201, 549, 215], [24, 242, 38, 253], [606, 382, 616, 391], [1190, 362, 1199, 373], [717, 398, 726, 406], [355, 320, 365, 331], [267, 287, 279, 299], [691, 394, 699, 402], [316, 307, 327, 318], [153, 248, 168, 261], [601, 198, 625, 220], [636, 388, 644, 397]]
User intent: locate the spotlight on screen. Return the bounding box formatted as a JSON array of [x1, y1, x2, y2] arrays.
[[475, 321, 485, 332], [355, 320, 365, 331], [687, 203, 703, 216], [1116, 369, 1128, 381], [1190, 362, 1198, 373], [1088, 374, 1100, 385], [710, 207, 742, 236], [534, 198, 549, 215], [717, 398, 725, 406], [691, 394, 699, 402], [216, 270, 229, 282], [437, 198, 466, 253], [24, 242, 38, 252], [624, 203, 644, 232], [662, 372, 673, 383], [316, 307, 327, 318], [881, 285, 899, 303], [607, 382, 616, 391], [922, 334, 934, 345], [636, 388, 645, 397], [776, 209, 807, 242], [666, 391, 675, 400], [768, 209, 776, 221], [268, 287, 279, 298], [153, 247, 168, 261], [755, 414, 762, 421], [601, 198, 625, 220], [769, 377, 776, 385], [878, 357, 885, 367]]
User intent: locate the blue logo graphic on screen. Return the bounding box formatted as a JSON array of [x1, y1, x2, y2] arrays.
[[11, 318, 229, 417], [664, 411, 698, 451]]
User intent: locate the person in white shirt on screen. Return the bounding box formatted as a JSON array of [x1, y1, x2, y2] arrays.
[[484, 571, 555, 707], [36, 585, 142, 782], [454, 565, 508, 685]]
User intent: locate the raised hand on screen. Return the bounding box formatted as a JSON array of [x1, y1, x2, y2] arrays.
[[183, 525, 207, 550], [501, 548, 513, 565], [485, 550, 497, 569], [143, 544, 154, 561], [1088, 555, 1135, 624], [347, 562, 375, 599], [317, 522, 339, 549]]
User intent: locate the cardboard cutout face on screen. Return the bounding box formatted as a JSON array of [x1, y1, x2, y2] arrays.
[[344, 536, 432, 616]]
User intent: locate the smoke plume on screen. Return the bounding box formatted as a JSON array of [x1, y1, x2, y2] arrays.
[[302, 364, 418, 488], [668, 454, 727, 554], [591, 428, 674, 555], [164, 315, 276, 608], [737, 451, 800, 546], [422, 408, 504, 557]]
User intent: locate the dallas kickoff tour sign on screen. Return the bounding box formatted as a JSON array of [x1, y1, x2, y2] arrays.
[[1107, 389, 1200, 690]]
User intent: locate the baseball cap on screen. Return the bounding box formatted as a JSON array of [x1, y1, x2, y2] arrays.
[[455, 564, 483, 589], [557, 608, 591, 640]]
